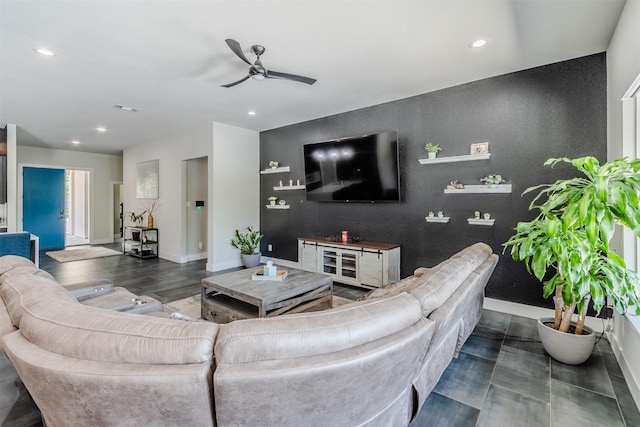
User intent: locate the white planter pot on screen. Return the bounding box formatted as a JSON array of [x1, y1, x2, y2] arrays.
[[427, 152, 437, 159], [241, 253, 262, 268], [537, 317, 596, 365], [269, 201, 276, 206]]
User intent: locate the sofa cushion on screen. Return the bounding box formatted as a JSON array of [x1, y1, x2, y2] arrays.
[[63, 279, 113, 301], [2, 265, 56, 282], [410, 243, 493, 316], [80, 287, 138, 311], [0, 298, 16, 338], [1, 273, 77, 328], [215, 292, 425, 364], [19, 302, 219, 365], [0, 255, 35, 276]]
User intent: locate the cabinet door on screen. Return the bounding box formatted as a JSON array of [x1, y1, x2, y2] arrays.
[[359, 251, 384, 287], [339, 250, 358, 281], [301, 243, 318, 272], [321, 249, 338, 275]]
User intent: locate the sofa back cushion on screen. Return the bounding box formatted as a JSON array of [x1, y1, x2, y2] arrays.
[[0, 255, 36, 276], [19, 302, 219, 365], [1, 272, 77, 328], [410, 243, 493, 316], [215, 292, 426, 364], [213, 293, 434, 426]]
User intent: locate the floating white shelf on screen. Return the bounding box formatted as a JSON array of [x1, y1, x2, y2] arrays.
[[425, 216, 450, 223], [444, 184, 512, 194], [260, 166, 290, 174], [266, 205, 290, 209], [273, 185, 305, 191], [418, 153, 491, 165], [467, 218, 495, 226]]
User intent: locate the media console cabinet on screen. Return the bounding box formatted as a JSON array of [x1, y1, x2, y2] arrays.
[[297, 237, 400, 289]]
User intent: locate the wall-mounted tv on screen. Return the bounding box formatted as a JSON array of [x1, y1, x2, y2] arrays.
[[303, 130, 400, 202]]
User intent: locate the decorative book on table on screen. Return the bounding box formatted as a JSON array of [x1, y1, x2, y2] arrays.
[[252, 270, 288, 281]]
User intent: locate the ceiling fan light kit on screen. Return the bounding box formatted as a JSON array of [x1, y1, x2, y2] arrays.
[[222, 39, 316, 88]]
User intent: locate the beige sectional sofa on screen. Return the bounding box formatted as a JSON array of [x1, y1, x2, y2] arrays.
[[0, 243, 497, 427]]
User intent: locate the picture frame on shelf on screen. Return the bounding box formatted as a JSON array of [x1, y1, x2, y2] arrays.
[[470, 142, 489, 155]]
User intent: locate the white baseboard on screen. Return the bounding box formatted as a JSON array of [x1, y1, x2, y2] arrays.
[[483, 298, 606, 333], [207, 260, 243, 272]]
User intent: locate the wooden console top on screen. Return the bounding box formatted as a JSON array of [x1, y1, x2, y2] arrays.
[[298, 236, 400, 251]]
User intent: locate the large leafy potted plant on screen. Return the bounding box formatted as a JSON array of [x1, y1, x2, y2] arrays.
[[230, 226, 263, 268], [504, 156, 640, 364]]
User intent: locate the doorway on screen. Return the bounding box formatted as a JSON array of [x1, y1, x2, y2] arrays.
[[65, 170, 90, 246], [22, 166, 91, 249], [185, 156, 208, 261]]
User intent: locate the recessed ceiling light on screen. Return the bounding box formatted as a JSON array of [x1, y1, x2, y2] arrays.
[[71, 140, 80, 145], [248, 111, 256, 116], [33, 48, 55, 56], [113, 104, 139, 112], [96, 127, 107, 132], [470, 39, 487, 48]]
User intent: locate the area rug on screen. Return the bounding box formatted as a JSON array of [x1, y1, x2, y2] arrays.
[[46, 246, 122, 263], [165, 294, 354, 319]]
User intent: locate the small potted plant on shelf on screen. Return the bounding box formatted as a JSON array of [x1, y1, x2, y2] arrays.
[[127, 210, 146, 241], [480, 173, 505, 187], [230, 226, 263, 268], [268, 196, 278, 206], [424, 143, 442, 159], [504, 156, 640, 365], [269, 161, 279, 169]]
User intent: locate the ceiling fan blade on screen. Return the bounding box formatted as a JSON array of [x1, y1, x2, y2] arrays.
[[221, 74, 251, 88], [267, 70, 316, 85], [225, 39, 251, 65]]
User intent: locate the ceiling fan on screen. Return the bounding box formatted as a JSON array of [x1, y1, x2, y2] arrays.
[[221, 39, 316, 88]]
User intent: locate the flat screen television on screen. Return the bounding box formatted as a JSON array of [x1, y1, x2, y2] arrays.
[[303, 130, 400, 202]]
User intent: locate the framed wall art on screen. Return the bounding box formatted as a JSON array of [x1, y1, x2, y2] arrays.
[[136, 160, 159, 199]]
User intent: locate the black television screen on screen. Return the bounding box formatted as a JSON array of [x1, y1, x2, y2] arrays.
[[303, 130, 400, 202]]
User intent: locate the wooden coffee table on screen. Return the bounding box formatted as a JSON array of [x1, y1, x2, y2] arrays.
[[201, 267, 332, 323]]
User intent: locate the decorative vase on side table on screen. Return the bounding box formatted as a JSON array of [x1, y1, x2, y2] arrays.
[[147, 214, 154, 229]]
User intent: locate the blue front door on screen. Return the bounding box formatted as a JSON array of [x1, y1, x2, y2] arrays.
[[23, 167, 65, 249]]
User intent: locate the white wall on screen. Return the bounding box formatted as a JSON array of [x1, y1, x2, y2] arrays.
[[208, 122, 260, 271], [6, 124, 17, 232], [123, 121, 259, 268], [123, 124, 213, 262], [185, 156, 208, 261], [606, 0, 640, 409], [17, 146, 122, 244]]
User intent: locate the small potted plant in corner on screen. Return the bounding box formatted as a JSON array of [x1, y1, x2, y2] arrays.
[[424, 143, 442, 159], [268, 196, 278, 206], [230, 226, 264, 268], [504, 156, 640, 365], [480, 173, 505, 187], [269, 161, 279, 169]]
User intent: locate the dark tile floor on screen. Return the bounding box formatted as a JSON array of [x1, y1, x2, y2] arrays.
[[411, 309, 640, 427], [1, 246, 639, 426]]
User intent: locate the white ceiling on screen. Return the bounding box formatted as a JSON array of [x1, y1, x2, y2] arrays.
[[0, 0, 625, 155]]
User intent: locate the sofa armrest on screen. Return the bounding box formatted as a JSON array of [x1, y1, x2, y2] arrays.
[[63, 279, 113, 301]]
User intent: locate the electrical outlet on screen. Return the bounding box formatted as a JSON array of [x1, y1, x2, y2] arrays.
[[602, 306, 614, 319], [268, 244, 273, 252], [198, 242, 203, 250]]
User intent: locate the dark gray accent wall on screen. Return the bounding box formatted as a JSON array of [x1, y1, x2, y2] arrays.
[[259, 53, 606, 308]]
